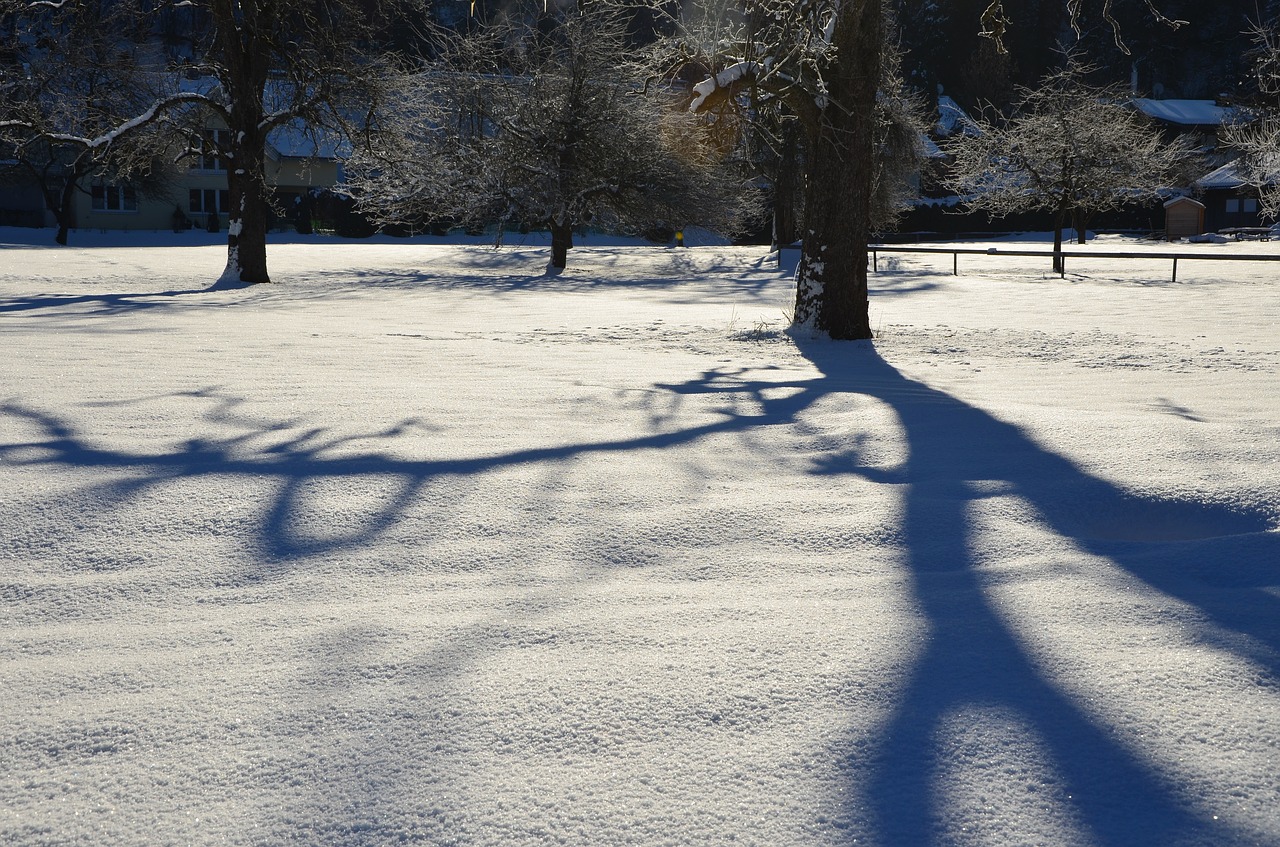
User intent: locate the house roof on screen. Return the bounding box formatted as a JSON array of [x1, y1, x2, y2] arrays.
[[1129, 98, 1238, 127], [1196, 154, 1280, 190], [919, 135, 947, 159], [267, 121, 349, 161], [176, 75, 350, 161], [1163, 195, 1204, 209], [936, 95, 981, 138], [1197, 160, 1249, 190]]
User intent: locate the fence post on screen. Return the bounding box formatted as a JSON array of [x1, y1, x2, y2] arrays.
[[873, 249, 877, 273], [1172, 257, 1178, 283], [953, 252, 958, 276]]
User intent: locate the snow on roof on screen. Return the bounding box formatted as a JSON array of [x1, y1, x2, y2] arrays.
[[1197, 160, 1249, 190], [1129, 98, 1238, 126], [1196, 155, 1280, 189], [1163, 195, 1204, 208], [267, 121, 349, 161], [919, 135, 947, 159], [936, 95, 981, 138]]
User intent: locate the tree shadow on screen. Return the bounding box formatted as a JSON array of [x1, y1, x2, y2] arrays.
[[2, 339, 1275, 844], [789, 341, 1278, 846], [304, 246, 787, 303], [0, 384, 749, 569], [657, 340, 1277, 844], [0, 282, 251, 317]]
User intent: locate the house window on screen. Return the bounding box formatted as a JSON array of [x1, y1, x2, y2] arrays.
[[91, 184, 137, 212], [189, 188, 231, 215], [1244, 199, 1259, 214], [1226, 199, 1240, 213], [191, 129, 231, 172]]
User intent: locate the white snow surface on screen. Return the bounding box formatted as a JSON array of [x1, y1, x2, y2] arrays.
[[2, 228, 1279, 847]]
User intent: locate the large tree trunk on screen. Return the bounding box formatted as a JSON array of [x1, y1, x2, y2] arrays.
[[792, 2, 882, 340], [223, 136, 271, 284], [549, 220, 573, 271], [212, 0, 272, 285]]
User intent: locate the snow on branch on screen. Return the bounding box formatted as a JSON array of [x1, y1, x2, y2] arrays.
[[17, 92, 209, 151], [689, 61, 763, 113]]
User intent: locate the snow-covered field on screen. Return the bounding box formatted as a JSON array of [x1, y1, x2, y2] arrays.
[[2, 227, 1278, 847]]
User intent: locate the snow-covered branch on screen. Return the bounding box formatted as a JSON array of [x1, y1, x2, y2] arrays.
[[689, 61, 763, 113], [25, 92, 209, 151]]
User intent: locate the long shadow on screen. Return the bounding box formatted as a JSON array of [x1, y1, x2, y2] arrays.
[[0, 389, 760, 565], [0, 281, 252, 317], [787, 342, 1277, 846], [2, 340, 1275, 843], [655, 342, 1276, 844]]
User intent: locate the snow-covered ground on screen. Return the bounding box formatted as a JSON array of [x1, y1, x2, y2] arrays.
[[2, 228, 1278, 847]]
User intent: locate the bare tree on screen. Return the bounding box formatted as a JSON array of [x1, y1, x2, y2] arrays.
[[167, 0, 391, 284], [346, 5, 758, 271], [3, 0, 393, 283], [0, 0, 200, 244], [945, 65, 1188, 269]]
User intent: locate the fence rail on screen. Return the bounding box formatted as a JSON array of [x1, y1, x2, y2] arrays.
[[866, 245, 1280, 282]]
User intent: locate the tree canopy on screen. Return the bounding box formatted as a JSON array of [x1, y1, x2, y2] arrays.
[[346, 5, 758, 270], [946, 65, 1189, 264]]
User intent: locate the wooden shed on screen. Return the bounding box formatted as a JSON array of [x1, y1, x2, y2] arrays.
[[1164, 196, 1205, 240]]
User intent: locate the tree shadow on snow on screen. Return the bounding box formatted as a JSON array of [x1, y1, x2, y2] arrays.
[[303, 247, 787, 300], [1, 340, 1276, 845], [658, 341, 1277, 846], [0, 283, 252, 317], [797, 344, 1275, 846]]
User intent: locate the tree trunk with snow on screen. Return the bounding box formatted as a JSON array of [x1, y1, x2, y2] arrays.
[[792, 2, 882, 340], [211, 0, 272, 285], [223, 135, 271, 284]]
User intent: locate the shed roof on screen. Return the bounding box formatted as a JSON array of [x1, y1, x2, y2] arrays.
[[1197, 160, 1249, 190], [1130, 98, 1238, 126]]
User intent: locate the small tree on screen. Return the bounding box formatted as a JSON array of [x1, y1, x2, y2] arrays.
[[347, 5, 757, 271], [945, 65, 1187, 269]]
